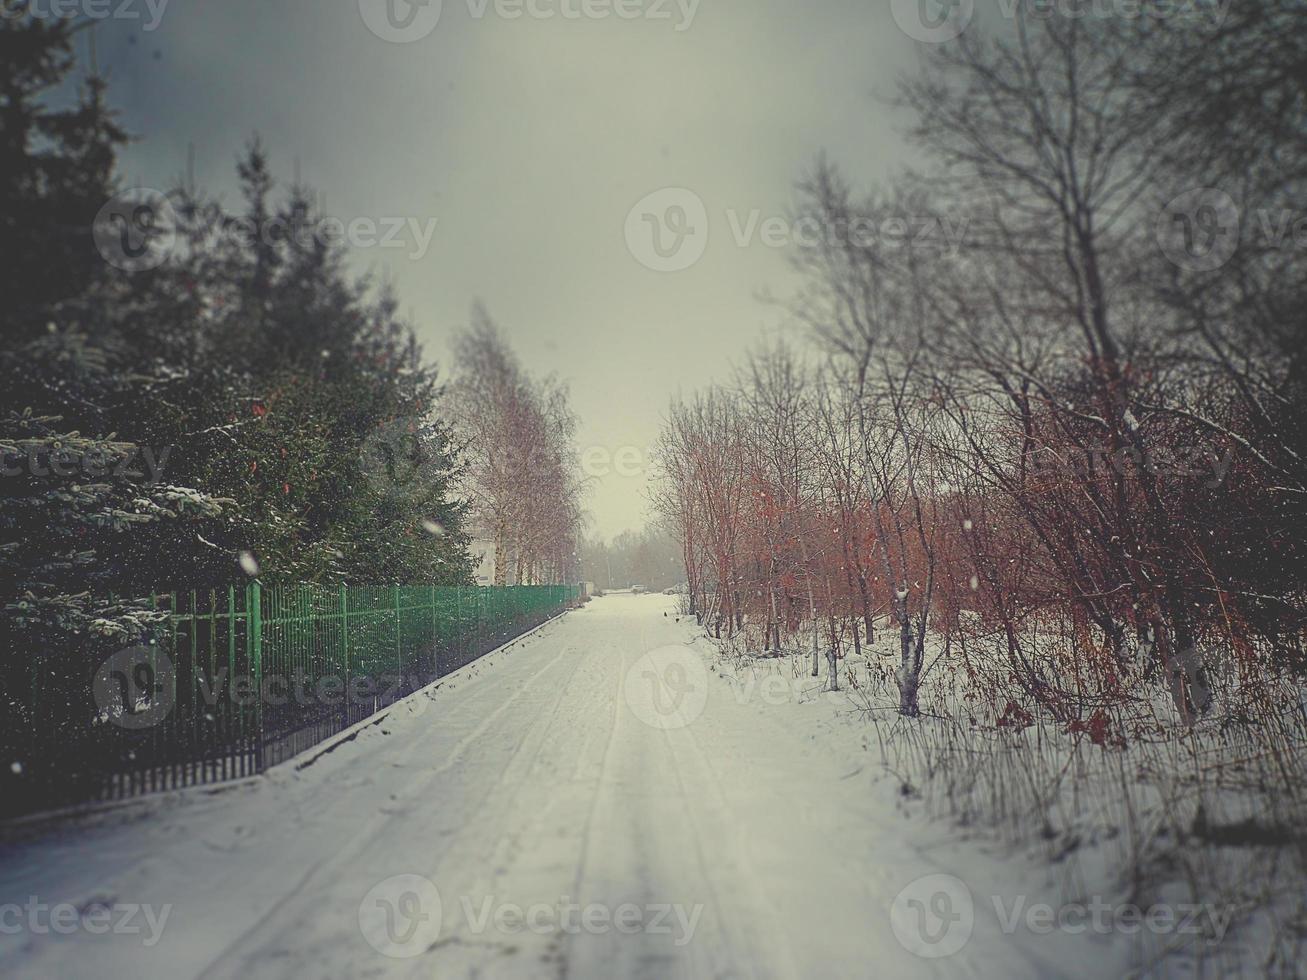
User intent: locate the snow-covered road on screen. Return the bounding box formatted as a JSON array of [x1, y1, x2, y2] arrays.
[[1, 594, 1108, 979]]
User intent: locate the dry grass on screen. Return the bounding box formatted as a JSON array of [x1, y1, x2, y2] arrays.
[[712, 617, 1307, 976]]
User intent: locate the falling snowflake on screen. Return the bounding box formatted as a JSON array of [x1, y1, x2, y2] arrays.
[[238, 551, 260, 577]]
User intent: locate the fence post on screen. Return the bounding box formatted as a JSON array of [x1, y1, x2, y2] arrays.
[[227, 585, 237, 781], [247, 580, 263, 773], [394, 585, 402, 699], [340, 584, 350, 731]]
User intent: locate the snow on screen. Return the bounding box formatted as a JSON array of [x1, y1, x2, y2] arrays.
[[1, 594, 1136, 979]]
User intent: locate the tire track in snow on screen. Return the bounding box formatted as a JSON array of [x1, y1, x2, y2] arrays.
[[196, 640, 580, 980]]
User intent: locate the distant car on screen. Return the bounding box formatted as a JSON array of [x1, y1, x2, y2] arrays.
[[631, 585, 646, 594]]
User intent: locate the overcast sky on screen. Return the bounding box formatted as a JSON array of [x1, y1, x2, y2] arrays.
[[92, 0, 921, 539]]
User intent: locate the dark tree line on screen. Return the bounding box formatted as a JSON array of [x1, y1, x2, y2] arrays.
[[580, 527, 683, 592], [658, 4, 1307, 725], [0, 11, 474, 662]]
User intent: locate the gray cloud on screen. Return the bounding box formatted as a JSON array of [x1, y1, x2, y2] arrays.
[[95, 0, 916, 537]]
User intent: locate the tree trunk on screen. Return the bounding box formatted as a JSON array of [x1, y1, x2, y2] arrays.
[[1154, 611, 1212, 723], [857, 572, 874, 646], [896, 592, 919, 716], [808, 579, 820, 677]]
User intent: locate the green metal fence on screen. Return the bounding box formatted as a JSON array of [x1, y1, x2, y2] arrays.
[[3, 582, 579, 816]]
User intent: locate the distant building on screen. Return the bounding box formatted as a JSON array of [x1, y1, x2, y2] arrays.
[[469, 537, 496, 585]]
